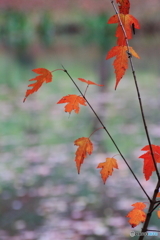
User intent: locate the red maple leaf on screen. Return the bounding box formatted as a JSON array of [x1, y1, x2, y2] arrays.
[[108, 14, 140, 45], [116, 0, 130, 14], [57, 95, 86, 114], [139, 145, 160, 180], [23, 68, 52, 102], [106, 46, 140, 89]]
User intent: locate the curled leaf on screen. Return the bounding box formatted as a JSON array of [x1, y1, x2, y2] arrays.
[[139, 145, 160, 180], [78, 78, 104, 86], [106, 46, 140, 89], [74, 137, 93, 174]]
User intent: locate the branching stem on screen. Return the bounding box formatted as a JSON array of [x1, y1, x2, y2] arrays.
[[109, 1, 160, 239], [62, 64, 150, 202], [139, 180, 160, 240], [149, 199, 160, 214], [109, 0, 160, 181]]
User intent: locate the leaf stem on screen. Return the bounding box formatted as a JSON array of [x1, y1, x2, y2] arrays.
[[51, 69, 64, 72], [84, 85, 89, 97], [112, 153, 120, 159], [89, 127, 104, 138], [61, 64, 151, 202]]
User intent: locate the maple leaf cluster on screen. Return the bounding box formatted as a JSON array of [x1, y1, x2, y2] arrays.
[[23, 70, 103, 113], [23, 68, 117, 183], [106, 0, 140, 89], [74, 136, 118, 179], [23, 68, 118, 181], [22, 0, 160, 230]]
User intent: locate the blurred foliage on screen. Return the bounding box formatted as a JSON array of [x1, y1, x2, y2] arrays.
[[0, 9, 55, 65], [37, 11, 55, 47], [0, 9, 34, 67], [0, 9, 33, 50], [82, 13, 115, 52]]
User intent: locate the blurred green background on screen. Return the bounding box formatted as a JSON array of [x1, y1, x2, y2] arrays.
[[0, 1, 160, 239]]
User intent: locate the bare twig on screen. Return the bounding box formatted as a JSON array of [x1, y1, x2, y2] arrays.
[[149, 199, 160, 214], [147, 229, 160, 233]]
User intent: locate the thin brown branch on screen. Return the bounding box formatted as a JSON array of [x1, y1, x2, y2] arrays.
[[62, 64, 151, 202], [109, 0, 160, 183], [139, 180, 160, 240], [109, 1, 160, 239], [149, 200, 160, 214], [147, 229, 160, 233]]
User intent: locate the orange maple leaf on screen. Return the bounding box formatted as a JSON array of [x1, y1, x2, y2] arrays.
[[97, 158, 118, 184], [78, 78, 104, 86], [126, 202, 146, 228], [157, 209, 160, 219], [116, 0, 130, 14], [139, 145, 160, 181], [23, 68, 52, 102], [74, 137, 93, 174], [106, 46, 140, 89], [108, 14, 140, 45], [57, 95, 86, 114]]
